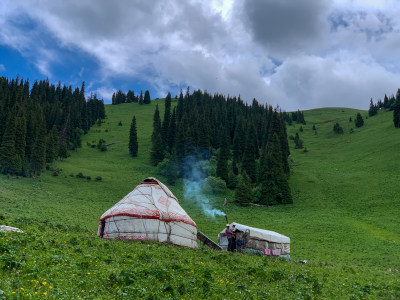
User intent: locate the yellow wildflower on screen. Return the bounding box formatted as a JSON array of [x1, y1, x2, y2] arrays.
[[42, 281, 47, 285]]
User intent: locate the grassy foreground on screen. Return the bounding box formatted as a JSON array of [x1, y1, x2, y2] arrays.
[[1, 102, 400, 298]]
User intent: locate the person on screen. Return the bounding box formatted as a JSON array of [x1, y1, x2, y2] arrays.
[[236, 233, 243, 253], [231, 225, 236, 251], [224, 224, 234, 252]]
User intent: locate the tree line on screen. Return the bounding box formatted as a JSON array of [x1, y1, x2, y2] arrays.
[[149, 89, 292, 206], [368, 89, 400, 128], [112, 89, 151, 105], [0, 76, 105, 176]]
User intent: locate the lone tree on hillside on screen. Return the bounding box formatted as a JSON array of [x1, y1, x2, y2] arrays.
[[333, 123, 344, 134], [129, 115, 138, 157], [144, 90, 151, 104], [355, 113, 364, 128]]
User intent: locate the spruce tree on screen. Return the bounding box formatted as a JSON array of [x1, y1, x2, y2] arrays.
[[46, 125, 59, 163], [162, 92, 171, 146], [355, 113, 364, 128], [234, 172, 252, 206], [216, 127, 229, 182], [368, 98, 378, 117], [167, 108, 176, 153], [258, 133, 292, 205], [29, 112, 47, 176], [139, 91, 143, 105], [0, 107, 20, 174], [241, 124, 257, 182], [129, 115, 138, 157], [144, 90, 151, 104], [393, 99, 400, 128], [150, 105, 164, 165]]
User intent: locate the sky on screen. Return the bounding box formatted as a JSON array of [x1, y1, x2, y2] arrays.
[[1, 0, 400, 111]]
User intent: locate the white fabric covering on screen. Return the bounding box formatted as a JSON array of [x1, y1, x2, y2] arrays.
[[98, 177, 198, 249]]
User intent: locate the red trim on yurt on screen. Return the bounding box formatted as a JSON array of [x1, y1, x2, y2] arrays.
[[100, 212, 197, 228]]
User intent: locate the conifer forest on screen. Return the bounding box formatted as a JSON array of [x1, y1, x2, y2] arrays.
[[0, 77, 105, 176]]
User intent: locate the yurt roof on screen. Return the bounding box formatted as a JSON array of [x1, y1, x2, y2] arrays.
[[99, 177, 196, 228], [222, 222, 290, 244]]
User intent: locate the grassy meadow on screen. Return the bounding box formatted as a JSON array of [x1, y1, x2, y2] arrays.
[[1, 101, 400, 298]]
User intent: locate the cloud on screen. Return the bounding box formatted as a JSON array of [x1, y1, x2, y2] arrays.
[[239, 0, 332, 58], [267, 53, 400, 110], [0, 64, 5, 72], [1, 0, 400, 110]]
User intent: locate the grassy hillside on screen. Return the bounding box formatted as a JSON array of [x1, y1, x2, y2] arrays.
[[1, 102, 400, 298]]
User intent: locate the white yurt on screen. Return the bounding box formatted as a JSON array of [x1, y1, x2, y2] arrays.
[[218, 223, 290, 258], [98, 177, 198, 249]]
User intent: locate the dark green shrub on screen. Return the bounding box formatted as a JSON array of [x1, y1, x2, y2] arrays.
[[95, 176, 102, 181], [201, 176, 227, 194]]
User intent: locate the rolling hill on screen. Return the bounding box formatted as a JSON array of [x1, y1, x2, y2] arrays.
[[1, 101, 399, 298]]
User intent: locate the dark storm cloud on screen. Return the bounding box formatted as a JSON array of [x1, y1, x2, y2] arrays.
[[2, 0, 400, 111], [241, 0, 331, 56]]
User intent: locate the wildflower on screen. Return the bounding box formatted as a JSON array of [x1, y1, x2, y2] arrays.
[[49, 286, 53, 289], [42, 281, 47, 285], [35, 292, 38, 295], [21, 288, 24, 291], [81, 290, 85, 293], [12, 292, 16, 294], [43, 292, 47, 295]]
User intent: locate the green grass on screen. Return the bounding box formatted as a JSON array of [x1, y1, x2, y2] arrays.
[[1, 103, 400, 298]]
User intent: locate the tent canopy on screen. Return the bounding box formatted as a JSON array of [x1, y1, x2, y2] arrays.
[[220, 222, 290, 244], [98, 177, 198, 248]]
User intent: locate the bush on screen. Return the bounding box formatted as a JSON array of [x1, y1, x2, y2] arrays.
[[76, 172, 85, 178], [97, 139, 107, 151], [95, 176, 102, 181], [333, 123, 344, 134], [201, 176, 226, 194], [86, 176, 91, 180]]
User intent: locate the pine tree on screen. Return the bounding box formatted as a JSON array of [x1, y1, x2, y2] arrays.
[[162, 92, 171, 146], [176, 90, 184, 122], [216, 127, 229, 182], [234, 172, 252, 206], [355, 113, 364, 128], [150, 105, 164, 165], [46, 125, 59, 163], [241, 124, 257, 182], [139, 91, 143, 105], [0, 107, 20, 174], [29, 112, 47, 176], [167, 108, 176, 153], [258, 133, 292, 205], [144, 90, 151, 104], [368, 98, 378, 117], [129, 115, 138, 157], [393, 99, 400, 128]]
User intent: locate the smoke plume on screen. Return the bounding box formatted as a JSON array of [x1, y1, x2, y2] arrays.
[[183, 155, 226, 218]]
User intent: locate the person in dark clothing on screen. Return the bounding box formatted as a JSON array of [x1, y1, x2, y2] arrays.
[[224, 224, 234, 252], [236, 233, 243, 253]]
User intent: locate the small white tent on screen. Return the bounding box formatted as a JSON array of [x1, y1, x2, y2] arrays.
[[98, 177, 198, 249], [218, 223, 290, 257]]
